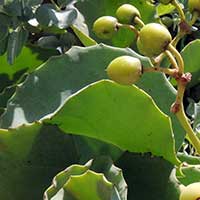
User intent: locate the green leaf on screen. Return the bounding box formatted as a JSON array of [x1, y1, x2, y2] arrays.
[[0, 44, 151, 128], [178, 166, 200, 185], [63, 170, 117, 200], [44, 157, 127, 200], [0, 44, 184, 150], [0, 24, 8, 41], [116, 152, 181, 200], [0, 44, 59, 108], [23, 0, 43, 7], [0, 123, 79, 199], [74, 136, 122, 163], [0, 13, 11, 26], [50, 80, 179, 165], [71, 25, 97, 46], [3, 0, 22, 16], [7, 27, 28, 64], [35, 4, 78, 29], [0, 45, 59, 112], [181, 39, 200, 88], [0, 85, 16, 109], [136, 72, 184, 149], [90, 156, 128, 200], [156, 3, 175, 16], [37, 36, 61, 49], [90, 156, 127, 200], [178, 152, 200, 165], [0, 36, 8, 56], [0, 125, 120, 199], [75, 0, 155, 47], [44, 164, 90, 199], [177, 153, 200, 186], [0, 45, 59, 80], [71, 5, 89, 34]]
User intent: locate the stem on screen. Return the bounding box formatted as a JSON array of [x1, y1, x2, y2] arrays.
[[175, 83, 200, 154], [143, 66, 177, 76], [117, 23, 140, 37], [150, 57, 157, 66], [167, 43, 184, 74], [171, 31, 185, 47], [50, 0, 60, 10], [175, 81, 185, 106], [153, 53, 165, 67], [157, 4, 200, 153], [134, 16, 145, 27], [170, 71, 200, 153], [170, 11, 198, 47], [188, 11, 199, 26], [165, 50, 179, 69], [171, 0, 185, 21]]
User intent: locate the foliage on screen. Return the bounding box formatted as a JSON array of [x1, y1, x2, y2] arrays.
[[0, 0, 200, 200]]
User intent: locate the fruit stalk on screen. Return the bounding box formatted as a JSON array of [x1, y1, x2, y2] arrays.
[[165, 50, 179, 69], [171, 32, 185, 47], [143, 66, 177, 76], [167, 43, 184, 74], [175, 82, 200, 154], [134, 16, 145, 27], [188, 11, 199, 26], [171, 79, 200, 154], [118, 24, 139, 37], [167, 45, 200, 154], [171, 13, 198, 47], [170, 0, 200, 47], [172, 0, 186, 21]]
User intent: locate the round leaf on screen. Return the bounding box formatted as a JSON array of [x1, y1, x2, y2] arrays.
[[50, 80, 180, 165]]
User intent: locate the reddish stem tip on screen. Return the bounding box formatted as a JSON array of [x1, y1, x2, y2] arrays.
[[170, 102, 180, 113]]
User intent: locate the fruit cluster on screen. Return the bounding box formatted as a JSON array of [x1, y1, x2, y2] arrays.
[[93, 0, 200, 86], [92, 2, 200, 200], [93, 3, 173, 85]]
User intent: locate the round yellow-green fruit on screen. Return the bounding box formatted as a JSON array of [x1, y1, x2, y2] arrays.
[[188, 0, 200, 13], [93, 16, 118, 40], [179, 182, 200, 200], [116, 4, 141, 24], [137, 23, 172, 57], [106, 56, 142, 85], [136, 37, 149, 56]]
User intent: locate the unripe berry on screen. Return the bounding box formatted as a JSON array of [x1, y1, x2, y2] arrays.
[[116, 4, 141, 24], [106, 56, 142, 85], [188, 0, 200, 13], [93, 16, 118, 40], [137, 23, 172, 57], [179, 182, 200, 200], [161, 16, 173, 28], [136, 38, 148, 56]]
